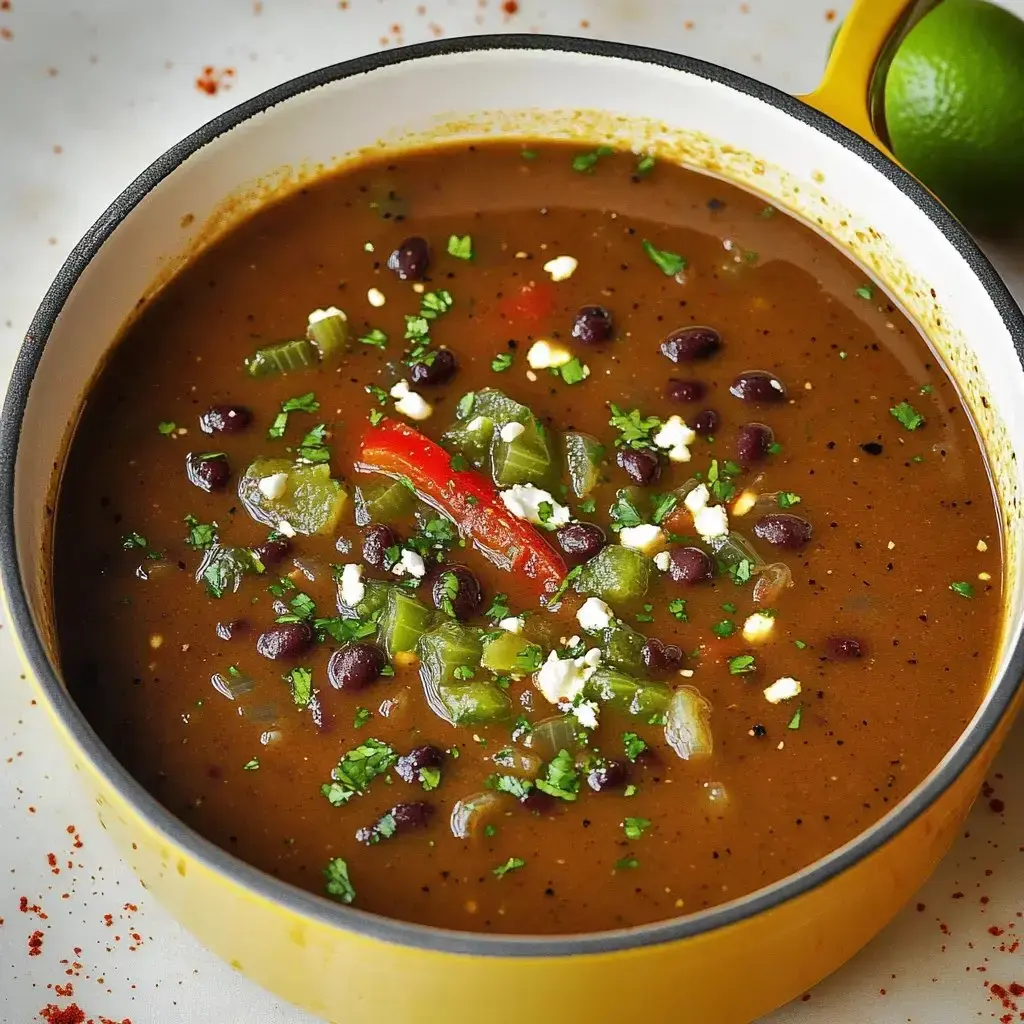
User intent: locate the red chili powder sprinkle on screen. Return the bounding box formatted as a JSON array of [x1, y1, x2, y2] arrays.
[[195, 66, 236, 96], [991, 926, 1006, 936], [1011, 983, 1024, 997], [20, 897, 48, 919], [123, 903, 137, 913], [1, 27, 13, 40], [39, 1006, 86, 1024], [825, 8, 837, 20], [952, 891, 965, 899], [502, 0, 518, 14], [28, 929, 44, 955], [102, 914, 113, 927], [47, 853, 59, 874], [0, 2, 11, 11], [990, 798, 1005, 813], [54, 983, 73, 998]]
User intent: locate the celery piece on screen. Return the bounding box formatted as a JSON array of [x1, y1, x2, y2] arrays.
[[353, 478, 416, 527], [306, 308, 350, 363], [238, 457, 347, 536], [481, 632, 543, 676], [491, 416, 556, 489], [440, 415, 495, 470], [337, 578, 391, 621], [584, 668, 671, 718], [380, 588, 435, 656], [600, 622, 647, 675], [245, 338, 317, 378], [563, 431, 605, 498], [574, 544, 651, 603]]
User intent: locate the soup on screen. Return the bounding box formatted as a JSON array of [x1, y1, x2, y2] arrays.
[[53, 143, 1001, 935]]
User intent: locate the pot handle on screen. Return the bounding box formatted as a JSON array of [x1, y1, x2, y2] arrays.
[[799, 0, 938, 153]]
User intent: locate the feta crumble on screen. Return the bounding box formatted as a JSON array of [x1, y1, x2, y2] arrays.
[[526, 339, 573, 370], [276, 520, 297, 538], [542, 255, 579, 282], [498, 616, 524, 634], [499, 484, 571, 527], [307, 306, 347, 325], [534, 648, 600, 705], [618, 523, 668, 556], [684, 483, 710, 514], [742, 612, 775, 644], [391, 548, 427, 579], [653, 415, 696, 463], [499, 421, 526, 443], [763, 676, 802, 704], [694, 504, 730, 542], [257, 472, 289, 501], [390, 380, 433, 422], [653, 550, 672, 572], [573, 700, 600, 730], [576, 596, 614, 633], [367, 287, 386, 308], [339, 563, 366, 607]]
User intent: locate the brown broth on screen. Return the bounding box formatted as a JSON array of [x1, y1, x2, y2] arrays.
[[53, 143, 1001, 934]]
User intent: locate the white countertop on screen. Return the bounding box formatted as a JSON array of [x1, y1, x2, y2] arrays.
[[2, 1, 1024, 1021]]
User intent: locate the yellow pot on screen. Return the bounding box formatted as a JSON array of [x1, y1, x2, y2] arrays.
[[4, 1, 1024, 1021]]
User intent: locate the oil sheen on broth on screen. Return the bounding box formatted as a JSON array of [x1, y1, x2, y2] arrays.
[[53, 143, 1001, 935]]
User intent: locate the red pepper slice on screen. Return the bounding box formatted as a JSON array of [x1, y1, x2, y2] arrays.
[[356, 419, 567, 596]]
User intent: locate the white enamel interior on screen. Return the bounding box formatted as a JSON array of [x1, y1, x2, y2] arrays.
[[13, 42, 1024, 846]]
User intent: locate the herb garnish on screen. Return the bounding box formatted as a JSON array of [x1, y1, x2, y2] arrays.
[[890, 400, 925, 431], [493, 856, 526, 878], [419, 766, 442, 792], [324, 857, 356, 904], [608, 404, 661, 450], [321, 738, 398, 806], [558, 357, 590, 385], [157, 421, 176, 436], [571, 145, 614, 173], [641, 239, 686, 276], [712, 620, 736, 638], [668, 598, 688, 622], [949, 580, 975, 598], [491, 352, 514, 373], [650, 493, 678, 525], [855, 284, 875, 300], [353, 707, 372, 729], [438, 571, 460, 618], [578, 498, 597, 514], [297, 423, 331, 464], [609, 488, 645, 532], [535, 749, 580, 802], [487, 774, 534, 800], [615, 855, 639, 870], [635, 153, 655, 177], [787, 707, 803, 730], [547, 564, 583, 607], [447, 234, 473, 260], [777, 491, 802, 508], [708, 458, 740, 502], [728, 654, 756, 675], [287, 666, 314, 708], [359, 328, 388, 349], [623, 732, 647, 762], [623, 816, 652, 840], [183, 514, 218, 550], [486, 593, 511, 622], [242, 757, 260, 771], [268, 392, 319, 439]]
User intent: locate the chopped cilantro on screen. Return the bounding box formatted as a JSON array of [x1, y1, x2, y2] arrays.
[[777, 491, 802, 508], [728, 654, 756, 675], [450, 452, 469, 472], [268, 392, 319, 439], [368, 408, 384, 426], [949, 580, 974, 599], [624, 784, 637, 797], [157, 420, 176, 435], [609, 488, 645, 531], [297, 423, 331, 464], [608, 403, 661, 450], [359, 328, 388, 349], [315, 615, 379, 645], [420, 289, 454, 318], [535, 749, 580, 801], [712, 619, 736, 638], [353, 707, 372, 729], [537, 501, 555, 526], [571, 145, 614, 173], [919, 383, 934, 395], [365, 383, 390, 406], [623, 732, 647, 762], [767, 441, 783, 456], [493, 856, 526, 878], [447, 234, 473, 260], [287, 666, 314, 708], [635, 153, 655, 177], [641, 238, 686, 276], [323, 857, 355, 904], [578, 498, 597, 514], [890, 400, 925, 431], [727, 559, 753, 586], [121, 531, 149, 551], [288, 591, 317, 620], [558, 357, 590, 385], [242, 757, 260, 771], [623, 816, 651, 840], [793, 639, 807, 650], [456, 392, 475, 419], [721, 601, 737, 613], [650, 493, 678, 525], [668, 598, 688, 622], [321, 738, 398, 806], [438, 570, 460, 618], [760, 205, 776, 218], [520, 148, 538, 161], [487, 774, 534, 800], [548, 564, 583, 607], [491, 352, 514, 373], [453, 665, 475, 681], [511, 716, 532, 742], [707, 458, 737, 502], [615, 855, 639, 870], [419, 765, 442, 791], [855, 284, 874, 300], [484, 823, 498, 837], [787, 707, 803, 730], [486, 593, 511, 621]]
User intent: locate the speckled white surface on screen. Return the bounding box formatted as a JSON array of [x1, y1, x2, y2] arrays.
[[2, 1, 1024, 1021]]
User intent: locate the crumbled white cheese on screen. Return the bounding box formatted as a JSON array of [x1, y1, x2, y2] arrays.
[[576, 596, 614, 633], [367, 287, 386, 308], [764, 677, 802, 704], [276, 520, 297, 538], [526, 339, 573, 370], [391, 548, 427, 579], [543, 255, 579, 282], [390, 380, 433, 421], [732, 489, 758, 517], [977, 539, 988, 552], [500, 421, 526, 443], [572, 700, 600, 730], [684, 483, 710, 514], [498, 616, 524, 634], [257, 472, 289, 501], [534, 649, 599, 705], [339, 563, 366, 607], [653, 415, 697, 463], [653, 550, 672, 572], [307, 306, 347, 325], [618, 524, 668, 556], [693, 504, 730, 542], [742, 612, 775, 644], [499, 484, 571, 527]]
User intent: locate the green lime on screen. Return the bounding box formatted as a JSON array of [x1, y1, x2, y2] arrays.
[[884, 0, 1024, 232]]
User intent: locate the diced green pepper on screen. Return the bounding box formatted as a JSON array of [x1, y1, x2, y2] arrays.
[[481, 631, 544, 675], [418, 621, 510, 724], [337, 578, 390, 621], [584, 668, 671, 718], [245, 338, 317, 378], [600, 622, 647, 674], [468, 388, 532, 427], [380, 588, 435, 655], [417, 621, 483, 688], [353, 477, 416, 527], [238, 457, 347, 536], [440, 415, 495, 470], [563, 431, 605, 498], [491, 416, 556, 488], [439, 682, 513, 725], [574, 544, 651, 603], [306, 308, 350, 362]]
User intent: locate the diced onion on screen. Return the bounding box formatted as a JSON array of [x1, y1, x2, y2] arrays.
[[243, 702, 279, 723], [289, 555, 328, 583], [211, 669, 255, 701], [450, 790, 504, 840], [709, 530, 765, 573], [135, 559, 180, 581], [492, 747, 543, 776], [752, 561, 793, 605], [522, 714, 580, 761], [664, 685, 714, 761]]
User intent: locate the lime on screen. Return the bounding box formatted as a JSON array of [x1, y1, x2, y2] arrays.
[[884, 0, 1024, 232]]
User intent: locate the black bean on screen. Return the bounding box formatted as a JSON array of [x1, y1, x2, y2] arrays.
[[199, 405, 252, 435], [753, 513, 813, 549], [395, 744, 444, 784], [826, 636, 864, 659], [665, 378, 706, 403], [256, 621, 314, 661], [587, 760, 630, 792], [555, 522, 606, 563], [387, 236, 430, 281], [668, 546, 715, 584], [409, 347, 457, 386], [730, 370, 787, 403], [429, 564, 483, 620], [660, 326, 721, 363], [362, 524, 398, 572], [391, 801, 434, 829], [186, 452, 230, 492], [571, 305, 614, 344], [860, 442, 883, 456], [693, 408, 719, 436], [252, 537, 291, 567], [617, 448, 661, 486], [641, 637, 684, 675], [215, 620, 248, 641], [736, 422, 775, 465], [328, 642, 387, 690], [521, 789, 555, 812]]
